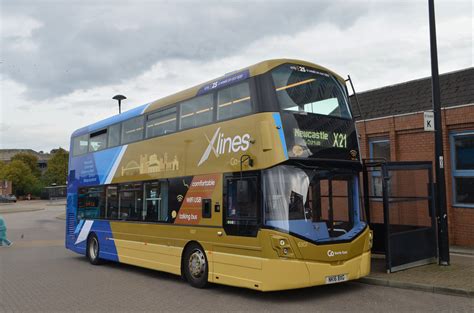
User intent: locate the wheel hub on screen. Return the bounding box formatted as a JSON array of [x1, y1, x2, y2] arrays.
[[89, 237, 98, 259], [188, 250, 206, 278]]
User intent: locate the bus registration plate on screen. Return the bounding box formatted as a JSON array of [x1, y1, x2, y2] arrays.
[[325, 274, 348, 284]]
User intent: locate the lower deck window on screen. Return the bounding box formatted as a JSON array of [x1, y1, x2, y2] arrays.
[[118, 183, 143, 221], [77, 177, 191, 223], [77, 187, 106, 220]]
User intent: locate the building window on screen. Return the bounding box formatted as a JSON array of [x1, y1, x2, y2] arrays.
[[217, 82, 252, 121], [73, 134, 89, 156], [122, 116, 144, 144], [450, 131, 474, 207], [180, 94, 214, 130], [146, 107, 177, 138], [89, 129, 107, 152], [369, 138, 391, 197]]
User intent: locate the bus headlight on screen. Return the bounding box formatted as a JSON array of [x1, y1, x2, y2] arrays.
[[271, 236, 295, 258], [369, 231, 373, 249]]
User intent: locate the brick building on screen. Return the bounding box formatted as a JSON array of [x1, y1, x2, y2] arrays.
[[0, 180, 12, 196], [352, 67, 474, 247]]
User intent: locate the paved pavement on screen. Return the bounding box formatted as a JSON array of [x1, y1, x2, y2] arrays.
[[1, 202, 473, 312], [362, 255, 474, 297], [0, 199, 67, 214]]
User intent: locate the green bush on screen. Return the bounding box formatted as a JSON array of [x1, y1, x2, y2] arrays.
[[0, 160, 42, 196]]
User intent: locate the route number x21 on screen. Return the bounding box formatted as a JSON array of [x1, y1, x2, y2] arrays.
[[333, 133, 347, 148]]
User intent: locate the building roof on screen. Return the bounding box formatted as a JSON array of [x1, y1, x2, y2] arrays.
[[350, 67, 474, 120], [0, 149, 52, 163]]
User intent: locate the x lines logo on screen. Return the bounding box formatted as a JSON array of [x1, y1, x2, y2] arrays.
[[198, 127, 251, 166]]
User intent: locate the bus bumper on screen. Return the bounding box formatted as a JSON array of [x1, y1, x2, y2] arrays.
[[258, 250, 371, 292]]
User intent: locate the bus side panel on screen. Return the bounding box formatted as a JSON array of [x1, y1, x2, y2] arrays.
[[66, 145, 127, 256], [108, 222, 183, 275], [65, 192, 78, 251], [211, 251, 263, 290], [94, 221, 120, 262], [70, 219, 119, 262]]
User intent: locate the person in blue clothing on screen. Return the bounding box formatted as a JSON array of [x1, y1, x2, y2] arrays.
[[0, 215, 12, 247]]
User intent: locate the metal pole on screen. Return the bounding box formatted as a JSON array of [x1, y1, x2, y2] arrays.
[[113, 95, 126, 114], [428, 0, 450, 265]]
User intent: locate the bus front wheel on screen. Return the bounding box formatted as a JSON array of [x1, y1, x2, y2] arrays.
[[86, 233, 102, 265], [183, 243, 208, 288]]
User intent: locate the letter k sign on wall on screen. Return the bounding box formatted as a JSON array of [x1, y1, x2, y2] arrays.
[[424, 111, 435, 131]]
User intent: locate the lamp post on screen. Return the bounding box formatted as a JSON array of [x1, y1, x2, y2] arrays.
[[428, 0, 450, 265], [113, 95, 127, 114]]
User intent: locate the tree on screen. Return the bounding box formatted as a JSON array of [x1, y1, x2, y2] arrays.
[[11, 152, 41, 178], [43, 148, 69, 186], [0, 160, 41, 196]]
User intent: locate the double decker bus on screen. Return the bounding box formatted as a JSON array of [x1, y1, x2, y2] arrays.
[[66, 59, 372, 291]]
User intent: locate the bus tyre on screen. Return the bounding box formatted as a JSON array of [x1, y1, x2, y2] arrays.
[[86, 234, 102, 265], [183, 243, 208, 288]]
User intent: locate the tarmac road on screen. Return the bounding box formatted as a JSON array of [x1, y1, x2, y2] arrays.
[[0, 202, 472, 313]]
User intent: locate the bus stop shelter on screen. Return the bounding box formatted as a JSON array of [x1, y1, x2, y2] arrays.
[[363, 160, 438, 273], [43, 185, 67, 200]]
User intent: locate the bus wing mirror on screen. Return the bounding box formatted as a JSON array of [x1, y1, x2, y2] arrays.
[[237, 180, 250, 204]]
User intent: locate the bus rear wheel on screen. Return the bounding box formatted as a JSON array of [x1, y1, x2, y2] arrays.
[[86, 233, 102, 265], [183, 243, 208, 288]]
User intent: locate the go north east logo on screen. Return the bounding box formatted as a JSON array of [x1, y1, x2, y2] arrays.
[[327, 249, 348, 257], [198, 127, 251, 166]]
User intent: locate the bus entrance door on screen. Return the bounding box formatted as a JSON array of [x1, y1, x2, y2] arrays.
[[363, 160, 438, 273], [209, 174, 262, 289]]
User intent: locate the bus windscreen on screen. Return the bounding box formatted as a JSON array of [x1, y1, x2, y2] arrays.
[[263, 165, 365, 243], [272, 64, 351, 119]]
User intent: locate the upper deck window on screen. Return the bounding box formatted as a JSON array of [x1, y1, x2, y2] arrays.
[[217, 82, 252, 121], [108, 124, 121, 148], [89, 129, 107, 152], [180, 94, 213, 130], [146, 107, 177, 138], [271, 64, 351, 119], [122, 116, 144, 144], [73, 134, 89, 156]]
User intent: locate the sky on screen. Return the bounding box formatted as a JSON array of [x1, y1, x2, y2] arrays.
[[0, 0, 472, 152]]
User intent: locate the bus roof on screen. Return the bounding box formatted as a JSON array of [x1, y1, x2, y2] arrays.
[[72, 59, 344, 138]]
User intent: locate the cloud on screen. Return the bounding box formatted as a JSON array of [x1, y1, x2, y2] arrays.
[[1, 0, 366, 99], [0, 0, 471, 152]]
